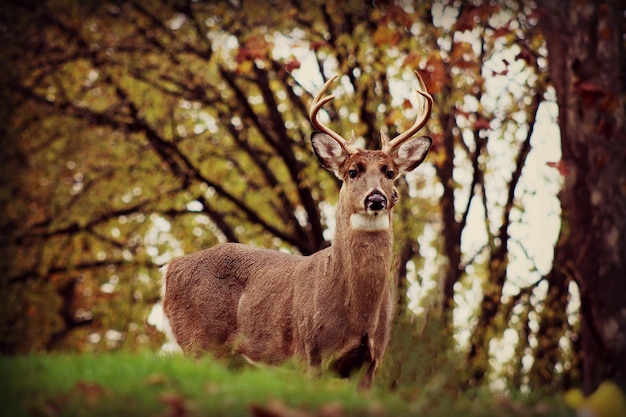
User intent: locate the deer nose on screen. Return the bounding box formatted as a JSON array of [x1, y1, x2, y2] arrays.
[[365, 191, 387, 211]]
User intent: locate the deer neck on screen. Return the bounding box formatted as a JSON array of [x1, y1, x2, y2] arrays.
[[331, 202, 393, 308]]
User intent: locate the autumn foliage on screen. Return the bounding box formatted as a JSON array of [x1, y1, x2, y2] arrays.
[[1, 0, 624, 395]]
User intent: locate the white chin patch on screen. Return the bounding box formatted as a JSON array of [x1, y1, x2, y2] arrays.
[[350, 212, 390, 231]]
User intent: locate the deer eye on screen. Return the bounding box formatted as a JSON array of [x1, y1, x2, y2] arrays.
[[386, 170, 395, 179], [348, 169, 358, 179]]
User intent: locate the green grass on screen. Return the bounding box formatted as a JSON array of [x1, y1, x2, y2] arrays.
[[0, 353, 399, 417], [0, 352, 573, 417]]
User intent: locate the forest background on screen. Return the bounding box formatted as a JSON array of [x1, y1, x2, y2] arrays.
[[1, 0, 624, 397]]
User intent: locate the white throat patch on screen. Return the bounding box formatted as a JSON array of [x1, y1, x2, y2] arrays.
[[350, 212, 390, 231]]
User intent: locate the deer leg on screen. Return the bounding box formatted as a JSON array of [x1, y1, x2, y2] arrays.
[[358, 358, 378, 389], [307, 344, 321, 366], [304, 344, 323, 378], [331, 333, 372, 379]]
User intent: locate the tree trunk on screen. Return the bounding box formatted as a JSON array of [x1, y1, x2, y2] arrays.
[[539, 0, 626, 393]]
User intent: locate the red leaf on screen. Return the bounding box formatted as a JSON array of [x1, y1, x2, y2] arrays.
[[546, 161, 569, 177], [237, 35, 272, 63], [473, 118, 491, 131], [250, 399, 311, 417], [310, 41, 328, 51], [576, 81, 604, 95], [455, 13, 475, 32], [158, 392, 188, 417], [379, 4, 413, 30], [575, 81, 606, 109], [455, 109, 471, 119], [71, 381, 108, 406], [283, 58, 301, 73], [514, 48, 535, 65], [492, 24, 512, 39], [422, 55, 447, 94]]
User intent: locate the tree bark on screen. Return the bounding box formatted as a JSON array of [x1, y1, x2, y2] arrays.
[[539, 0, 626, 392]]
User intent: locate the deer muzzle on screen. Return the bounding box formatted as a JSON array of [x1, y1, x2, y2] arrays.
[[365, 191, 387, 212]]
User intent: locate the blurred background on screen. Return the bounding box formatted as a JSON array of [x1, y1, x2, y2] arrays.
[[1, 0, 624, 395]]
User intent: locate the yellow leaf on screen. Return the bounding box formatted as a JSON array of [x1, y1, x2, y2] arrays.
[[237, 60, 253, 74], [564, 389, 585, 409], [373, 25, 401, 47], [583, 382, 626, 417], [403, 51, 421, 68]]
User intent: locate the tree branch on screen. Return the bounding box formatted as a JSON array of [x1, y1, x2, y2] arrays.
[[497, 90, 543, 253]]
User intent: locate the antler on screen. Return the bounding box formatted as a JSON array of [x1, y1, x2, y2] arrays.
[[381, 71, 433, 154], [309, 75, 357, 154]]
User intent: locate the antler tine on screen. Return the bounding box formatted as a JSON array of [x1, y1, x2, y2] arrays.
[[382, 71, 433, 154], [309, 75, 357, 153]]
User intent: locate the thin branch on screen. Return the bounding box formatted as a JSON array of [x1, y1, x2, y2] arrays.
[[8, 259, 158, 284], [497, 90, 543, 250], [510, 236, 542, 274], [459, 133, 485, 234], [459, 242, 489, 270], [17, 202, 149, 243], [86, 227, 126, 250], [498, 276, 546, 324]]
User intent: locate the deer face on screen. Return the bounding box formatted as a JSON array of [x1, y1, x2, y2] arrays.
[[309, 71, 433, 231], [312, 133, 431, 231]]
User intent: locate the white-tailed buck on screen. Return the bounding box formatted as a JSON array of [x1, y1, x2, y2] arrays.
[[160, 71, 432, 388]]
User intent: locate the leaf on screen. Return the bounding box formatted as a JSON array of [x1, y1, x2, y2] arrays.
[[454, 109, 471, 119], [514, 47, 535, 65], [402, 51, 421, 68], [472, 118, 491, 131], [450, 41, 477, 70], [378, 4, 413, 30], [41, 380, 109, 416], [237, 60, 254, 74], [385, 109, 403, 125], [373, 25, 401, 47], [422, 53, 447, 94], [237, 34, 273, 63], [250, 399, 312, 417], [283, 58, 301, 73], [310, 40, 329, 51], [158, 392, 188, 417], [455, 12, 475, 32], [574, 81, 607, 110], [72, 381, 107, 405], [492, 23, 513, 39], [546, 161, 569, 177]]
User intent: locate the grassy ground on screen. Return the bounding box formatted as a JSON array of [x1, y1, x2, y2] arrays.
[[0, 352, 573, 417]]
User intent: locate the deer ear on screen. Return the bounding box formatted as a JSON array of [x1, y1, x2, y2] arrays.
[[311, 132, 348, 177], [393, 136, 431, 175]]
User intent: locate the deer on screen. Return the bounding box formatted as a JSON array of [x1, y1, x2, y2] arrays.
[[159, 71, 433, 388]]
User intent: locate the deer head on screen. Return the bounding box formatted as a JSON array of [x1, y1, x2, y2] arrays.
[[309, 71, 433, 232]]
